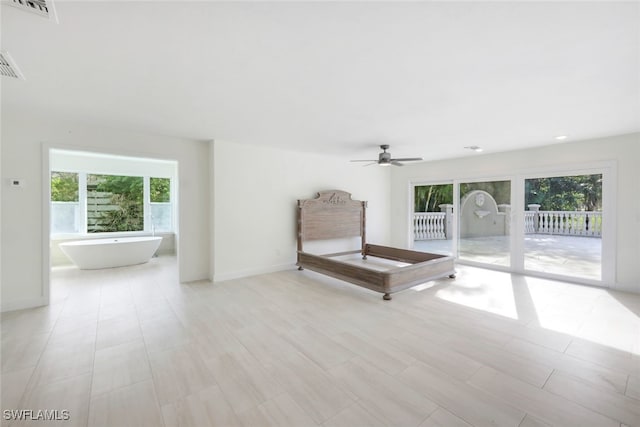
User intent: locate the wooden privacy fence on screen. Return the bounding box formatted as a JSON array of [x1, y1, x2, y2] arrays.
[[87, 190, 121, 231]]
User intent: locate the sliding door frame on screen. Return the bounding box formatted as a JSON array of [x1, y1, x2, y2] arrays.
[[407, 160, 616, 287]]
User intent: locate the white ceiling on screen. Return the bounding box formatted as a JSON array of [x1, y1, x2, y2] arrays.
[[2, 1, 638, 161]]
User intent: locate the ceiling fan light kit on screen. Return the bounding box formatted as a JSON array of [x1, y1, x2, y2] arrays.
[[351, 145, 423, 167]]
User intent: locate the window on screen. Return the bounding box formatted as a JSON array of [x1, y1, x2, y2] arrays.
[[51, 172, 80, 234], [150, 177, 172, 232], [51, 171, 173, 235], [87, 174, 144, 233]]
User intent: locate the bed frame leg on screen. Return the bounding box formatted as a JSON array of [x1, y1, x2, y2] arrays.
[[383, 293, 391, 301], [298, 266, 304, 271], [448, 273, 456, 279], [362, 255, 367, 260]]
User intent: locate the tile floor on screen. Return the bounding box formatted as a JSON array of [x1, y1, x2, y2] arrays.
[[414, 234, 602, 280], [1, 256, 639, 426]]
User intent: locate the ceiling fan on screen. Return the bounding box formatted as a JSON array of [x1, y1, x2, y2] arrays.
[[350, 145, 423, 167]]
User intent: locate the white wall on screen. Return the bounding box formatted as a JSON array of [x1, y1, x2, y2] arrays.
[[1, 110, 211, 311], [51, 149, 177, 177], [390, 133, 640, 293], [212, 140, 390, 281]]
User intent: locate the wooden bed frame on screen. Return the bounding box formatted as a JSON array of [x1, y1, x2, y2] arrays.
[[297, 190, 455, 300]]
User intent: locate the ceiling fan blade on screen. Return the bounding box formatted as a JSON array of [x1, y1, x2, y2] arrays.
[[363, 162, 378, 167], [390, 157, 423, 162], [350, 159, 377, 162], [390, 161, 404, 167]]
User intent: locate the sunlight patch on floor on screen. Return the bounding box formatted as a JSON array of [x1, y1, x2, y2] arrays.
[[435, 268, 519, 320], [433, 266, 640, 355]]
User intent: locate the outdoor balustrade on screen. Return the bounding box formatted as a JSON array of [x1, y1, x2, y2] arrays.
[[413, 212, 447, 240], [414, 206, 602, 240]]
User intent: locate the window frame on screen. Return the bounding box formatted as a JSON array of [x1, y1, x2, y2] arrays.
[[50, 170, 174, 238]]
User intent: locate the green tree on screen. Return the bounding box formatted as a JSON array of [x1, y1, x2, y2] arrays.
[[51, 172, 78, 202], [525, 174, 601, 211], [95, 175, 143, 203], [150, 177, 170, 202], [415, 184, 453, 212]]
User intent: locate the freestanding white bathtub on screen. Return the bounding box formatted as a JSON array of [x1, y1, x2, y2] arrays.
[[59, 236, 162, 270]]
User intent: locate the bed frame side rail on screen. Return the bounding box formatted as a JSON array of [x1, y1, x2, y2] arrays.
[[296, 251, 386, 294]]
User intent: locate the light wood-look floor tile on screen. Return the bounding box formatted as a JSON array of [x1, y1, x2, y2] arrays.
[[330, 331, 417, 376], [1, 333, 50, 374], [147, 343, 217, 406], [322, 401, 386, 427], [388, 332, 483, 381], [237, 393, 319, 427], [17, 373, 92, 427], [88, 380, 163, 427], [418, 407, 473, 427], [330, 357, 438, 426], [161, 385, 241, 427], [627, 375, 640, 400], [0, 367, 35, 412], [468, 366, 619, 427], [91, 340, 152, 396], [398, 362, 525, 427], [2, 257, 637, 427], [543, 370, 640, 426], [517, 414, 552, 427], [263, 351, 354, 424], [204, 347, 286, 414], [564, 338, 640, 377], [95, 313, 143, 350], [503, 337, 630, 394], [283, 324, 356, 370]]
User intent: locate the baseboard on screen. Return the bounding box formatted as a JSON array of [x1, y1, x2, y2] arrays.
[[611, 281, 640, 294], [1, 296, 48, 313], [213, 263, 294, 282]]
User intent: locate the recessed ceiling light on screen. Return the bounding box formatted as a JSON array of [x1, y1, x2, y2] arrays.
[[555, 135, 568, 140], [464, 145, 483, 152]]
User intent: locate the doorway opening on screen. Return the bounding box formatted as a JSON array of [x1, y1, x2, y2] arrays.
[[46, 148, 179, 305]]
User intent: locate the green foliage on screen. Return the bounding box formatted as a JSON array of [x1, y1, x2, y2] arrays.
[[89, 174, 144, 232], [415, 176, 601, 213], [93, 175, 143, 203], [150, 177, 170, 202], [525, 174, 602, 211], [93, 194, 144, 232], [51, 172, 78, 202], [414, 184, 453, 212]]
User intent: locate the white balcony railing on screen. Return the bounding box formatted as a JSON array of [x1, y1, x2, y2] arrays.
[[524, 211, 602, 237], [414, 210, 602, 240], [414, 212, 447, 240]]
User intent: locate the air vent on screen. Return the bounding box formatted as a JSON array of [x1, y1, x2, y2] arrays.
[[8, 0, 57, 21], [0, 51, 25, 80]]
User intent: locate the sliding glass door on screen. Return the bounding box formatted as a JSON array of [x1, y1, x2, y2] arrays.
[[458, 180, 511, 267], [411, 166, 610, 285], [412, 183, 454, 256], [523, 174, 602, 281]]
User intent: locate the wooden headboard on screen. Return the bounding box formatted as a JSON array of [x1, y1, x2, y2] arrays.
[[297, 190, 367, 253]]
